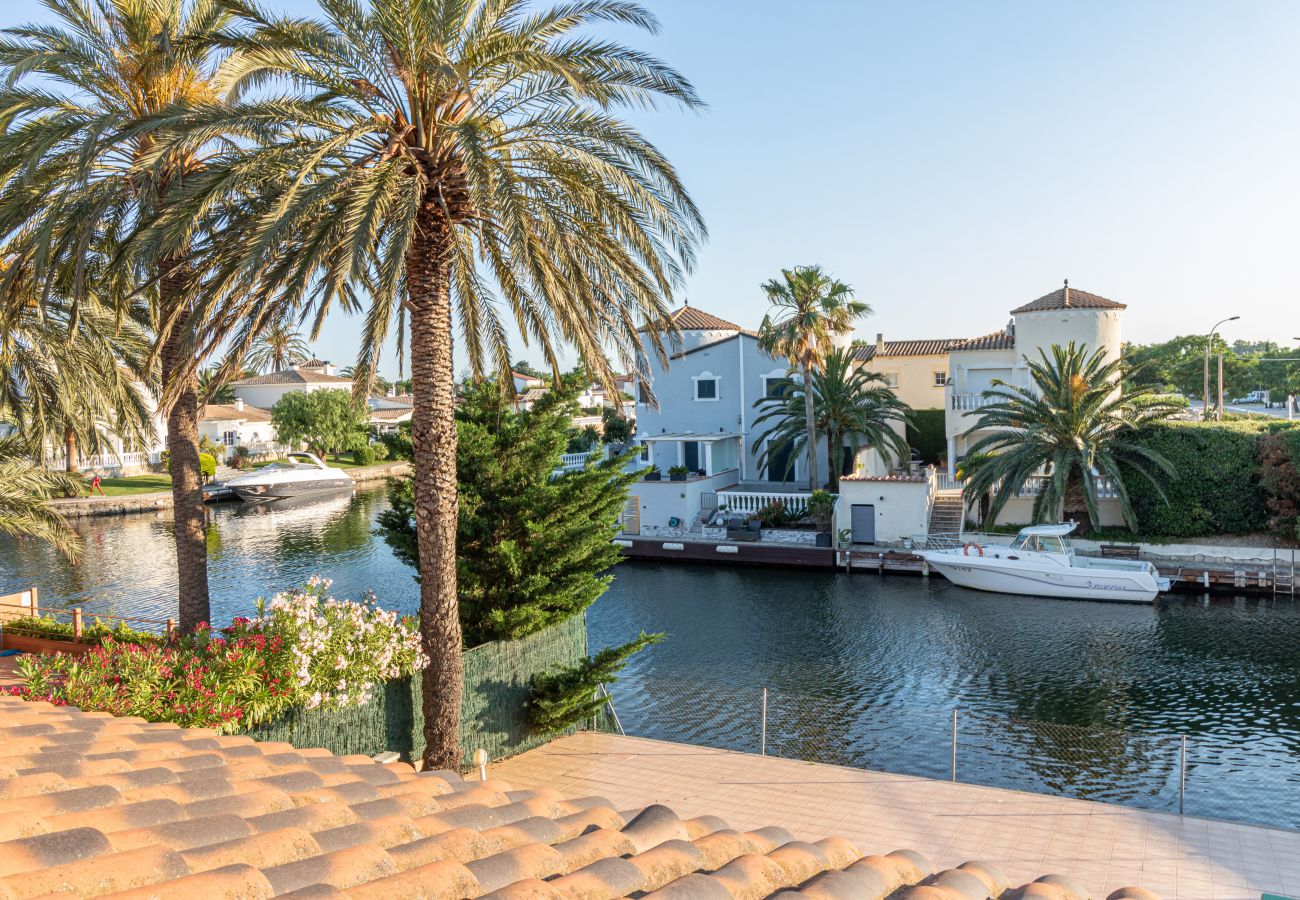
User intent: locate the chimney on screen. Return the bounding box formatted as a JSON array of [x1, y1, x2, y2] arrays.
[[234, 398, 245, 412], [1063, 278, 1071, 307], [875, 332, 885, 353], [323, 362, 335, 376]]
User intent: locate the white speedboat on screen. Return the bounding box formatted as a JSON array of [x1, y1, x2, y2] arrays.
[[917, 522, 1170, 604], [225, 452, 354, 501]]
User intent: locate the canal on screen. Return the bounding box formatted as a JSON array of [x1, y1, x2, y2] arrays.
[[1, 483, 1298, 828]]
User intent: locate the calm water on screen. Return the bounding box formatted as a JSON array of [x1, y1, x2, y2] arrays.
[[2, 484, 1299, 827]]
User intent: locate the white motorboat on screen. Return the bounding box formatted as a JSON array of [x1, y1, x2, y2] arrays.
[[225, 452, 354, 501], [917, 522, 1170, 604]]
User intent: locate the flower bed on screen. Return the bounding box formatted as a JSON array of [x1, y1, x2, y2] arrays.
[[6, 578, 426, 733], [2, 614, 161, 648]]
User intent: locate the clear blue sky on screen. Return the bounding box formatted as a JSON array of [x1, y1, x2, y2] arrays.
[[10, 0, 1300, 376]]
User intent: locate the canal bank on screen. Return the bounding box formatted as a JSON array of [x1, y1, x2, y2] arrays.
[[615, 531, 1299, 597], [47, 460, 410, 518]]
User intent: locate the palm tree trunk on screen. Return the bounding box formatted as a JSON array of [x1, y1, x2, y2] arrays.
[[63, 427, 78, 473], [826, 427, 839, 493], [1063, 470, 1094, 535], [802, 362, 818, 491], [159, 259, 211, 631], [407, 203, 464, 771]]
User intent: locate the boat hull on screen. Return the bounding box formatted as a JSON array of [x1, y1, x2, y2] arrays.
[[920, 554, 1160, 604], [232, 478, 354, 501]]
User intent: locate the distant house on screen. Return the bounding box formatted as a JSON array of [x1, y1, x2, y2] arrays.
[[852, 335, 956, 411], [231, 360, 353, 410], [367, 393, 414, 433], [511, 371, 545, 394], [199, 400, 277, 454]]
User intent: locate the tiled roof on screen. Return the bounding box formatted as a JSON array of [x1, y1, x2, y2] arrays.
[[369, 408, 412, 421], [948, 330, 1016, 351], [0, 696, 1159, 900], [840, 473, 928, 482], [642, 306, 742, 333], [199, 403, 272, 423], [1011, 284, 1126, 314], [233, 369, 352, 386], [523, 388, 550, 401], [298, 358, 331, 368], [853, 339, 959, 361]]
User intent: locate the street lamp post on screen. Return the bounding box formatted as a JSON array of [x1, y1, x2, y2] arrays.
[[1203, 316, 1240, 420]]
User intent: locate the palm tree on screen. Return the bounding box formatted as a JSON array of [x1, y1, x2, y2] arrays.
[[246, 319, 310, 373], [752, 348, 911, 492], [0, 436, 80, 558], [962, 342, 1182, 534], [757, 266, 870, 491], [0, 0, 242, 630], [162, 0, 704, 768], [0, 291, 156, 472]]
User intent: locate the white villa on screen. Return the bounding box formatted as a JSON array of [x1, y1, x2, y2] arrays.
[[625, 283, 1129, 541]]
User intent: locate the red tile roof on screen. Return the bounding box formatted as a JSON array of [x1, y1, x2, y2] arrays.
[[233, 369, 352, 386], [852, 339, 960, 361], [200, 403, 273, 423], [1011, 284, 1126, 314], [641, 306, 742, 333], [0, 696, 1161, 900], [948, 330, 1016, 351]]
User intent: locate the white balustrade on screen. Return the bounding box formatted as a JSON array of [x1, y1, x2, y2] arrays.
[[716, 491, 825, 519], [558, 450, 600, 471], [998, 475, 1120, 499], [949, 393, 996, 411]]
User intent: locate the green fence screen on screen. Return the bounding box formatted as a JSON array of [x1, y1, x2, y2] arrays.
[[243, 614, 595, 765]]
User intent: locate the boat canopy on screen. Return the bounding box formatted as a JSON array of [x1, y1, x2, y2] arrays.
[[1015, 522, 1078, 538], [285, 452, 330, 468]]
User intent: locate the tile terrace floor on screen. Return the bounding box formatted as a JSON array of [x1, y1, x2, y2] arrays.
[[492, 732, 1300, 900]]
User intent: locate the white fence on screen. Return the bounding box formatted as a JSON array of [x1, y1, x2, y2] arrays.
[[996, 475, 1121, 500], [935, 473, 966, 492], [717, 490, 821, 519], [48, 450, 162, 472], [949, 393, 997, 412]]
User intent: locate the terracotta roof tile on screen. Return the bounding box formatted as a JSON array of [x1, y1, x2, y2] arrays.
[[1011, 284, 1126, 314], [852, 338, 959, 361], [948, 329, 1016, 351], [200, 403, 274, 423], [641, 306, 742, 333], [0, 696, 1163, 900], [232, 369, 352, 387]]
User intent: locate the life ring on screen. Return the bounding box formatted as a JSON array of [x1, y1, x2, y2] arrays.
[[962, 542, 984, 557]]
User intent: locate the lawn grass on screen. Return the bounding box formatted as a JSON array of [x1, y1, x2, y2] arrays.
[[91, 474, 173, 496]]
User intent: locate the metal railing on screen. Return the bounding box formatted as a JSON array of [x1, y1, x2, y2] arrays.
[[607, 675, 1300, 831], [934, 473, 966, 492], [0, 587, 178, 638]]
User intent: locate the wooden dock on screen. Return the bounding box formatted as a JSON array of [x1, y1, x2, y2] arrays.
[[618, 538, 1297, 597]]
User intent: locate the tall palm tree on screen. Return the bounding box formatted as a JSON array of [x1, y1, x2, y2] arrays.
[[0, 436, 80, 558], [0, 291, 156, 472], [0, 0, 243, 630], [246, 318, 310, 373], [757, 266, 870, 491], [962, 342, 1182, 534], [160, 0, 703, 767], [752, 348, 911, 492]]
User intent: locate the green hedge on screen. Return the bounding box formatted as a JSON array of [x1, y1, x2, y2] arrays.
[[1127, 420, 1300, 537], [906, 409, 946, 465], [242, 614, 597, 765]]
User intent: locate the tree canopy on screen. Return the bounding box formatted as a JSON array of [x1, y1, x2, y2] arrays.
[[271, 390, 367, 457]]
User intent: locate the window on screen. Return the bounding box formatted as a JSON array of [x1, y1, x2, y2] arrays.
[[883, 372, 900, 388], [693, 376, 719, 401], [637, 381, 650, 404], [222, 430, 238, 446], [933, 371, 948, 387], [762, 375, 791, 399]]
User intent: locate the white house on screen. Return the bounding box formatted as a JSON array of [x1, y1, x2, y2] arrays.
[[230, 360, 354, 410], [367, 393, 413, 433], [944, 283, 1125, 476], [199, 400, 277, 454]]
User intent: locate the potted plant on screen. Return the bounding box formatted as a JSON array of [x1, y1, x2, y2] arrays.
[[808, 490, 836, 548], [643, 465, 661, 481], [668, 465, 689, 482], [838, 527, 853, 549]]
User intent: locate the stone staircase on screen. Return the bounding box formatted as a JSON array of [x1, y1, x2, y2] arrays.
[[928, 490, 965, 537]]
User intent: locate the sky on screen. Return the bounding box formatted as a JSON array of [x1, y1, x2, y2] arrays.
[[9, 0, 1300, 377]]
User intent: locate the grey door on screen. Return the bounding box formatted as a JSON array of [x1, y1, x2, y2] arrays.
[[851, 504, 876, 544]]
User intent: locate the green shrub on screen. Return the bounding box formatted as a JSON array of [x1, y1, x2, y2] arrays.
[[1260, 430, 1300, 541], [1126, 421, 1290, 536], [199, 452, 217, 482], [906, 409, 946, 464], [369, 441, 389, 462], [352, 444, 377, 466], [379, 424, 413, 460], [3, 614, 162, 647], [529, 632, 661, 734]]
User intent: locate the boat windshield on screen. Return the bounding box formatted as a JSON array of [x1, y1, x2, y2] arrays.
[[1011, 533, 1069, 554]]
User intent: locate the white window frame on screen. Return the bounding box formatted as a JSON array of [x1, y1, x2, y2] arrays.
[[933, 371, 948, 387], [883, 371, 900, 388], [692, 372, 720, 402], [761, 371, 792, 399], [222, 430, 238, 446]]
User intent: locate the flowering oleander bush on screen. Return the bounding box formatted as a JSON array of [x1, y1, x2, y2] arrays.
[[7, 578, 426, 733]]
